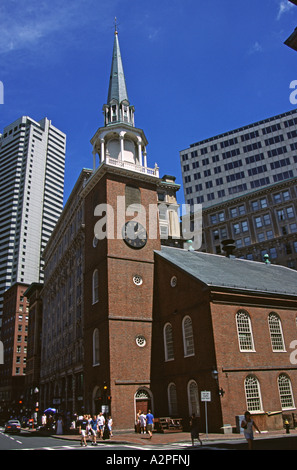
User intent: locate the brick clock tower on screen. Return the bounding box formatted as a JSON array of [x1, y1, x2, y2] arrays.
[[82, 27, 161, 430]]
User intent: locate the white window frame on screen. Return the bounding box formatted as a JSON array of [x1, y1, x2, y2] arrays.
[[236, 310, 255, 352], [93, 328, 100, 366], [182, 316, 195, 357], [92, 269, 99, 304], [167, 382, 178, 416], [278, 374, 295, 410], [244, 375, 263, 412], [268, 312, 286, 352], [164, 323, 174, 362], [187, 380, 200, 416]]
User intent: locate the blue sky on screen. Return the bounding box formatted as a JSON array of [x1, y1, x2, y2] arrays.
[[0, 0, 296, 205]]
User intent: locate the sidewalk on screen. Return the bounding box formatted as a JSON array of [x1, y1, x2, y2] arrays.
[[48, 428, 297, 447]]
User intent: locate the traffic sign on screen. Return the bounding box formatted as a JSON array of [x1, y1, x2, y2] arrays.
[[201, 391, 211, 402]]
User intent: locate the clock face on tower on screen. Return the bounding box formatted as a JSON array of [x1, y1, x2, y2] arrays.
[[122, 221, 147, 249]]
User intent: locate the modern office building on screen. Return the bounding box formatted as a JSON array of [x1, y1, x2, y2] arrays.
[[200, 177, 297, 268], [180, 110, 297, 268], [0, 116, 66, 328], [180, 109, 297, 208]]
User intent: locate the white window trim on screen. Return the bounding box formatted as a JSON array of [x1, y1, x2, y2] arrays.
[[92, 269, 99, 304], [182, 316, 195, 358], [92, 328, 100, 366], [164, 323, 174, 362], [236, 310, 256, 352]]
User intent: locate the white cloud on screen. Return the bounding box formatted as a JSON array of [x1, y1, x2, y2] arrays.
[[248, 41, 263, 55], [277, 1, 295, 20], [0, 0, 118, 55]]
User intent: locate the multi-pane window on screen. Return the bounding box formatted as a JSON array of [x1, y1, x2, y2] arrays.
[[236, 310, 255, 351], [268, 313, 285, 351], [164, 323, 174, 361], [245, 375, 262, 412], [278, 374, 295, 410], [188, 380, 200, 416], [92, 269, 99, 304], [93, 328, 100, 365], [168, 383, 178, 416], [182, 316, 195, 357]]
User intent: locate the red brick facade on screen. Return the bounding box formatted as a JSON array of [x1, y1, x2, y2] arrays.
[[83, 167, 161, 430], [151, 253, 297, 432]]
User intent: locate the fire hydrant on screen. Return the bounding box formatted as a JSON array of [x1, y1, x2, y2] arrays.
[[284, 420, 290, 434]]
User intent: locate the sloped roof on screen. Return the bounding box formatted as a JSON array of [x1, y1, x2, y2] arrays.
[[107, 31, 129, 105], [156, 246, 297, 297]]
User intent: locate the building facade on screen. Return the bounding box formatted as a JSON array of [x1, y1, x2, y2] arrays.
[[0, 282, 29, 419], [39, 169, 93, 416], [0, 116, 66, 329], [200, 177, 297, 268], [180, 109, 297, 208], [151, 246, 297, 432], [37, 29, 180, 426]]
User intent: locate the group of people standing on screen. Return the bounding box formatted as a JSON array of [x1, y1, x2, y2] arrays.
[[136, 409, 154, 438], [78, 413, 113, 447]]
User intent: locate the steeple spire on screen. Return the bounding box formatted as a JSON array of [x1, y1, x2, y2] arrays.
[[107, 21, 129, 106], [91, 24, 159, 179]]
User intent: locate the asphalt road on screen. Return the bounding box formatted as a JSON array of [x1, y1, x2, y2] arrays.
[[1, 427, 297, 451]]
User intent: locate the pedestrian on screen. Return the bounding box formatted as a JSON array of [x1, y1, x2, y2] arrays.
[[139, 411, 146, 434], [146, 409, 154, 439], [90, 415, 99, 445], [97, 412, 105, 438], [78, 415, 89, 447], [189, 413, 202, 446], [56, 415, 64, 435], [107, 416, 113, 437], [136, 410, 141, 433], [241, 411, 261, 450]]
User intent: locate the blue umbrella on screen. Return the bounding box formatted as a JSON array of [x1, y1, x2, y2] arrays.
[[44, 408, 57, 414]]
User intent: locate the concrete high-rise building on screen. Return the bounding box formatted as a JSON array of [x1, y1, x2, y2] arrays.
[[180, 109, 297, 208], [0, 116, 66, 328]]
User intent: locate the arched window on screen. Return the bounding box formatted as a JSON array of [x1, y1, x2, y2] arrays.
[[168, 383, 178, 416], [278, 374, 295, 410], [187, 380, 200, 416], [164, 323, 174, 361], [244, 375, 263, 412], [93, 329, 100, 366], [92, 269, 99, 304], [268, 312, 285, 351], [236, 310, 255, 351], [182, 316, 195, 357]]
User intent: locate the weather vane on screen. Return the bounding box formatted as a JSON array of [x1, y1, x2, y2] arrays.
[[115, 17, 118, 34]]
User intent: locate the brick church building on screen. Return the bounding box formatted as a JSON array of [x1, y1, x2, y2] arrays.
[[26, 28, 297, 433]]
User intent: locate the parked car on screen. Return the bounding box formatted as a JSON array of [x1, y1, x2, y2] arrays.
[[4, 419, 21, 434]]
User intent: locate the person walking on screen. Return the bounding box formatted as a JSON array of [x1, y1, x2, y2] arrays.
[[139, 411, 146, 434], [56, 415, 64, 435], [189, 413, 202, 446], [78, 415, 89, 447], [241, 411, 261, 450], [107, 416, 113, 437], [146, 410, 154, 439], [97, 412, 105, 439], [90, 415, 99, 445]]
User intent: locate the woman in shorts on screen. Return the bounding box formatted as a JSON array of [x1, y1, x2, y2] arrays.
[[241, 411, 261, 450]]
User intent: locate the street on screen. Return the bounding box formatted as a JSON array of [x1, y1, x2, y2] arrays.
[[1, 427, 297, 451]]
